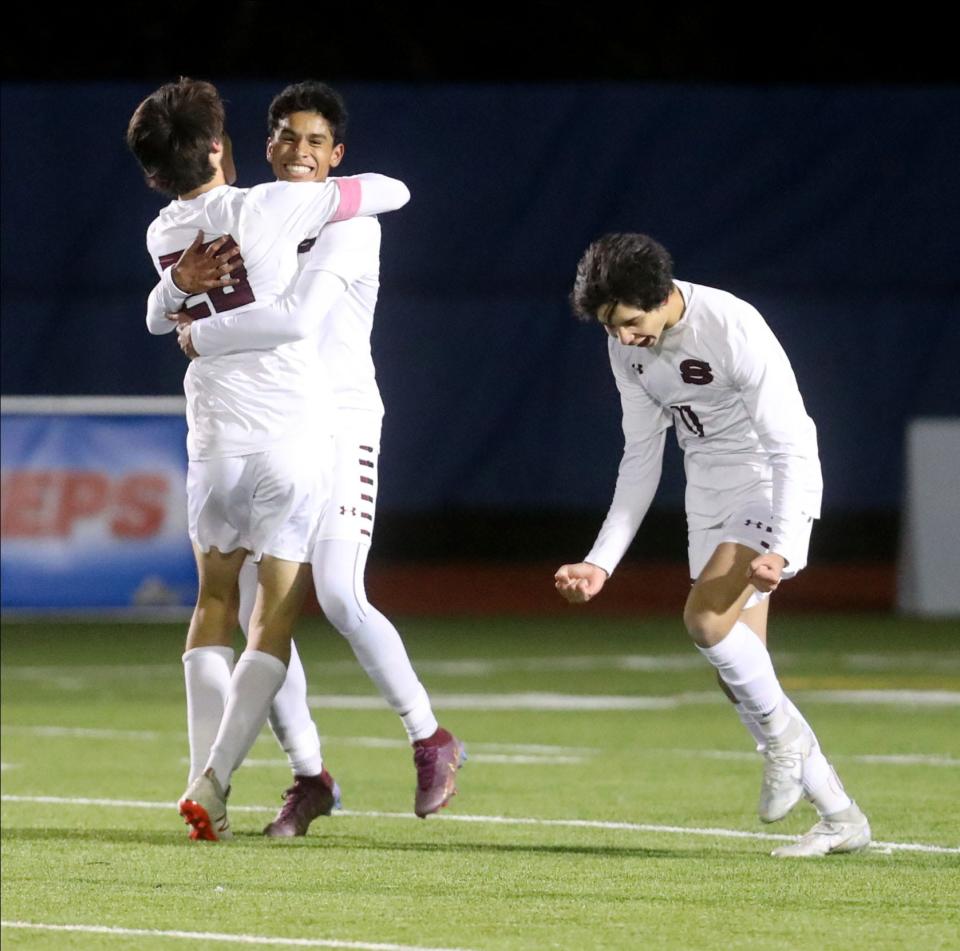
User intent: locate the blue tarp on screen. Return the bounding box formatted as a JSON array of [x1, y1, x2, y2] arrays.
[[3, 83, 958, 512]]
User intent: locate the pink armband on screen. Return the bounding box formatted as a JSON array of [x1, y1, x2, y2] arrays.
[[330, 178, 362, 222]]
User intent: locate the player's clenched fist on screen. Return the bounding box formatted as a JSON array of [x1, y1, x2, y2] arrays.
[[747, 552, 786, 593], [554, 562, 608, 603]]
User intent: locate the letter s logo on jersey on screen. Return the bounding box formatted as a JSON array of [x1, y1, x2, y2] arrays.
[[679, 359, 714, 385]]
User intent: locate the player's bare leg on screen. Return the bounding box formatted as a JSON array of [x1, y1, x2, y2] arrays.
[[185, 543, 246, 651], [685, 542, 815, 821], [180, 555, 313, 841], [683, 542, 760, 647], [244, 555, 313, 663], [739, 587, 867, 852], [182, 544, 246, 786], [689, 543, 868, 844]]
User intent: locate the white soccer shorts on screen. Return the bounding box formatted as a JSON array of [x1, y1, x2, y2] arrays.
[[315, 412, 382, 546], [688, 500, 815, 608], [187, 438, 334, 563]]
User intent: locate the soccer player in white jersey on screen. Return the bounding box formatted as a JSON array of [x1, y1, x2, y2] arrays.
[[149, 81, 464, 836], [555, 233, 871, 858], [127, 78, 410, 840]]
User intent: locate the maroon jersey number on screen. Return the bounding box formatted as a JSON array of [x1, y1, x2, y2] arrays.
[[671, 404, 705, 437], [158, 237, 255, 319], [679, 359, 714, 385]]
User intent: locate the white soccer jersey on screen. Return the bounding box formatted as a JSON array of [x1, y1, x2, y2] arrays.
[[181, 214, 386, 419], [145, 179, 368, 460], [585, 280, 823, 575], [299, 216, 384, 418]]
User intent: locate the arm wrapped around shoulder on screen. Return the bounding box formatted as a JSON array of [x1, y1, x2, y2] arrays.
[[189, 269, 349, 357], [333, 173, 410, 221], [145, 267, 189, 335]]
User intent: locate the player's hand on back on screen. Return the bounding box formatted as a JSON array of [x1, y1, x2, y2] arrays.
[[171, 229, 242, 294], [747, 552, 786, 593], [555, 562, 608, 603], [177, 323, 199, 360], [166, 309, 195, 327]]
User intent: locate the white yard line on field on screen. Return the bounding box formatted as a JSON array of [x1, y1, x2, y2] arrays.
[[307, 690, 960, 711], [6, 725, 954, 767], [2, 726, 595, 760], [1, 725, 163, 740], [799, 690, 960, 706], [5, 651, 958, 683], [325, 737, 601, 755], [242, 754, 586, 767], [2, 794, 957, 855], [666, 749, 960, 767], [0, 921, 472, 951], [307, 692, 719, 710]]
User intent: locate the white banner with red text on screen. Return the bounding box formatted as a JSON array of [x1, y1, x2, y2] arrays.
[[1, 398, 194, 612]]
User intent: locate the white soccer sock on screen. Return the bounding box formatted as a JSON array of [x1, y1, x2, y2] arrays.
[[237, 558, 324, 777], [781, 697, 852, 815], [735, 695, 813, 751], [182, 645, 235, 784], [734, 702, 768, 752], [697, 622, 788, 737], [268, 639, 324, 777], [205, 650, 287, 791], [347, 608, 439, 742]]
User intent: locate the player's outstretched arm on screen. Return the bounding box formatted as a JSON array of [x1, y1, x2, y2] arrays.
[[187, 269, 349, 357], [187, 218, 377, 358], [333, 173, 410, 220], [555, 563, 608, 604]]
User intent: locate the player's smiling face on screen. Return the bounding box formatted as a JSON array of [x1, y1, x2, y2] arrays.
[[267, 111, 344, 183], [597, 301, 672, 348]]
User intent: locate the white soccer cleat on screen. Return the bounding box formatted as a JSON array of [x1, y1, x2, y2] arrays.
[[178, 767, 233, 841], [771, 802, 871, 858], [758, 717, 813, 823]]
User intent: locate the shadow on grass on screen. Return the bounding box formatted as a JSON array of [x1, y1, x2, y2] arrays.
[[2, 827, 183, 847], [1, 825, 726, 858]]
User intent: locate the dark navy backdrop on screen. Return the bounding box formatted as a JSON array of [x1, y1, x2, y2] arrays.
[[2, 83, 958, 516]]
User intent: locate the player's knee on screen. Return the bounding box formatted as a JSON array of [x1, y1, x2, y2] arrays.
[[195, 587, 239, 619], [315, 579, 365, 636], [682, 602, 730, 647]]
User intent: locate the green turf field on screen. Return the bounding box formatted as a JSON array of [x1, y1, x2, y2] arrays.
[[2, 613, 958, 950]]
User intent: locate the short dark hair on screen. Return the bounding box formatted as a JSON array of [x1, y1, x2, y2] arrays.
[[571, 233, 675, 320], [126, 78, 225, 197], [267, 81, 348, 144]]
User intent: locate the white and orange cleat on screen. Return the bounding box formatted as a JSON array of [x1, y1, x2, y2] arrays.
[[178, 768, 233, 841]]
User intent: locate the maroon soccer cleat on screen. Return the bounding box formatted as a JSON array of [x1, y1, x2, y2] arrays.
[[413, 727, 466, 818], [262, 768, 342, 837]]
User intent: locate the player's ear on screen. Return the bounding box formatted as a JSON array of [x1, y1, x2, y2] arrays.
[[266, 136, 275, 162], [329, 143, 345, 169]]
